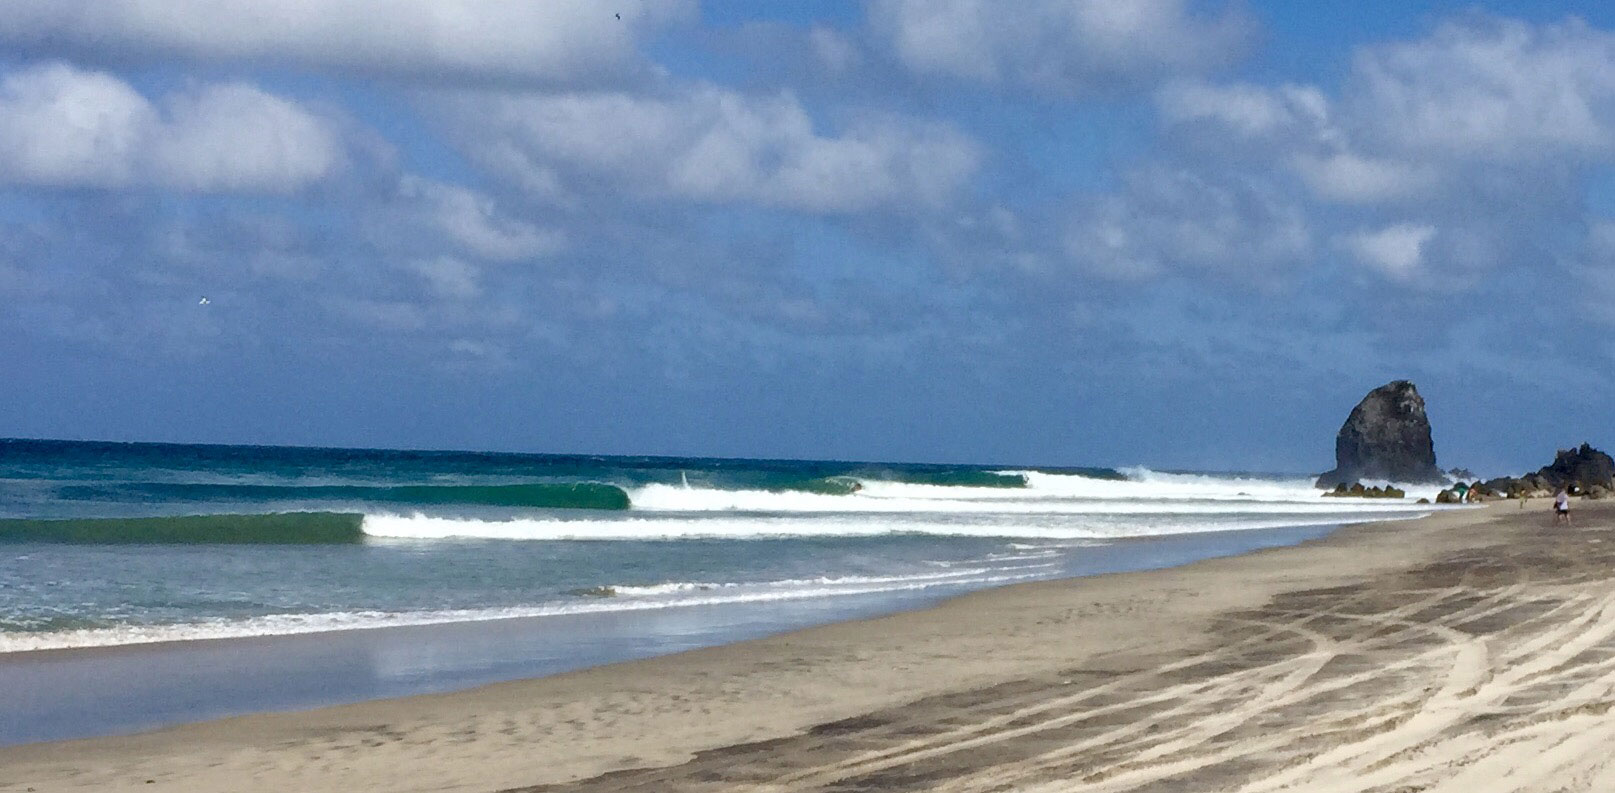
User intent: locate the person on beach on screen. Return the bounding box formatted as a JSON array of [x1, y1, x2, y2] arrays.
[[1554, 488, 1572, 525]]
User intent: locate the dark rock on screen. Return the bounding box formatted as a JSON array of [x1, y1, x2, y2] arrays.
[[1480, 476, 1519, 495], [1316, 380, 1445, 488], [1417, 497, 1431, 504], [1321, 481, 1407, 499], [1448, 467, 1476, 480], [1533, 443, 1615, 491], [1435, 489, 1462, 504]]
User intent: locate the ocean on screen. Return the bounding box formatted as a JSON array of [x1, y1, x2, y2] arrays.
[[0, 438, 1450, 652]]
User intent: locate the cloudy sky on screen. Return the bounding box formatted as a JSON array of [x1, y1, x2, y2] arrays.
[[3, 0, 1613, 474]]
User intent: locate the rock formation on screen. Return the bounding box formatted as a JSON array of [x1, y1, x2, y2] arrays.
[[1540, 443, 1615, 489], [1316, 380, 1445, 488], [1478, 444, 1615, 497]]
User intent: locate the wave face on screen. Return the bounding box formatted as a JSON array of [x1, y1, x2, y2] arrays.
[[56, 482, 630, 510], [0, 512, 364, 544], [0, 439, 1458, 654]]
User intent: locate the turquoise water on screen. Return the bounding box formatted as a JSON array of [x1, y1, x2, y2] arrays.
[[0, 438, 1450, 653]]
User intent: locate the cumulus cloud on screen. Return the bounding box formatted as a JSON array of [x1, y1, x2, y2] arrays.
[[870, 0, 1253, 94], [1158, 15, 1615, 207], [1288, 151, 1438, 204], [1157, 81, 1329, 139], [0, 63, 342, 192], [1339, 223, 1437, 279], [1064, 166, 1310, 280], [1138, 14, 1615, 289], [1346, 16, 1615, 160], [444, 85, 982, 213], [394, 177, 565, 262], [0, 0, 693, 84]]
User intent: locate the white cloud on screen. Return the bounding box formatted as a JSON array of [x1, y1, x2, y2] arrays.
[[445, 85, 981, 213], [1289, 151, 1438, 203], [1065, 166, 1310, 280], [1347, 17, 1615, 160], [0, 0, 693, 84], [1157, 81, 1328, 139], [407, 256, 481, 300], [397, 177, 565, 261], [1340, 223, 1436, 279], [0, 63, 342, 192], [1157, 16, 1615, 206], [871, 0, 1253, 94]]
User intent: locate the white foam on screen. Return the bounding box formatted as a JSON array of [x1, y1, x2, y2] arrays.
[[0, 569, 1044, 654], [618, 469, 1450, 517], [361, 510, 1432, 541], [1015, 468, 1449, 503]]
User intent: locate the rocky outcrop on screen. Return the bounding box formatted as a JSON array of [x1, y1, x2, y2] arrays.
[[1540, 443, 1615, 490], [1322, 483, 1406, 499], [1479, 444, 1614, 497], [1316, 381, 1445, 488]]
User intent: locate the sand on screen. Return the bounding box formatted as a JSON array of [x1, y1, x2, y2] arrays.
[[4, 501, 1614, 792]]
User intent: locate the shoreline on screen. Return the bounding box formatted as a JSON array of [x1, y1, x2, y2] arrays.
[[0, 519, 1358, 660], [0, 521, 1347, 747], [7, 502, 1606, 792]]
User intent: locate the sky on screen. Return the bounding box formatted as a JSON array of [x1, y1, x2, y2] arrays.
[[2, 0, 1614, 475]]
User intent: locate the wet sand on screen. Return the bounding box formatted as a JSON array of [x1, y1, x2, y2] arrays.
[[4, 502, 1612, 792]]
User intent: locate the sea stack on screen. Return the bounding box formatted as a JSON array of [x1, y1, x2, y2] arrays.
[[1316, 380, 1445, 488]]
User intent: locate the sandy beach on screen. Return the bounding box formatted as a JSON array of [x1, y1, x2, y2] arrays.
[[4, 501, 1613, 792]]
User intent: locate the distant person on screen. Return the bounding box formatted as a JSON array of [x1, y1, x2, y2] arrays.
[[1554, 487, 1572, 526]]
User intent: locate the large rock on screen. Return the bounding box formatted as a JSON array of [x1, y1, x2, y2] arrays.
[[1316, 380, 1445, 488], [1534, 443, 1614, 491]]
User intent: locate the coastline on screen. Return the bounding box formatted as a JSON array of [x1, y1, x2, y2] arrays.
[[0, 520, 1347, 746], [7, 502, 1608, 792]]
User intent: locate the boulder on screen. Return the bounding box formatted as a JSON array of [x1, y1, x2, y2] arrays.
[[1316, 381, 1445, 488], [1448, 467, 1476, 480], [1585, 485, 1610, 500], [1435, 489, 1462, 504], [1480, 476, 1519, 496], [1322, 481, 1408, 499]]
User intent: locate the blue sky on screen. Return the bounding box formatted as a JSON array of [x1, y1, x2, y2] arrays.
[[2, 1, 1613, 475]]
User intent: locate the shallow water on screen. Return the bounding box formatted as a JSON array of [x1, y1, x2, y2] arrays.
[[0, 522, 1342, 746]]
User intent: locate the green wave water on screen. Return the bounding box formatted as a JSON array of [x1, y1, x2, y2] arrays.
[[777, 476, 865, 495], [763, 471, 1032, 494], [0, 512, 365, 544], [889, 470, 1029, 488], [58, 482, 631, 511]]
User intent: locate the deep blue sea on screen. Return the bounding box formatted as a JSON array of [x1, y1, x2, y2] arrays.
[[0, 438, 1451, 655]]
